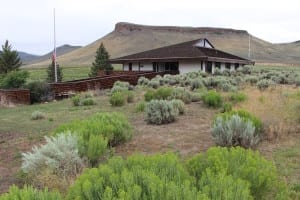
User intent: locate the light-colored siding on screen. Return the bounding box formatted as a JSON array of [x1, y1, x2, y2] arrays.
[[178, 61, 202, 74], [123, 62, 152, 71]]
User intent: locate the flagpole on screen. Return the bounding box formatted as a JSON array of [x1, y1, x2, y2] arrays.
[[53, 8, 57, 82]]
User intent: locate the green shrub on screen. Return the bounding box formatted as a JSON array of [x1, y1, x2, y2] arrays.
[[144, 89, 155, 102], [71, 94, 80, 106], [71, 94, 96, 106], [171, 99, 185, 115], [135, 101, 146, 112], [0, 70, 29, 89], [31, 111, 46, 120], [217, 110, 263, 134], [221, 102, 233, 113], [212, 115, 259, 148], [126, 91, 134, 103], [154, 86, 173, 100], [110, 92, 125, 106], [145, 100, 178, 125], [187, 147, 284, 199], [25, 81, 52, 103], [81, 98, 95, 106], [202, 90, 223, 108], [172, 87, 192, 104], [0, 185, 62, 200], [67, 153, 208, 200], [21, 132, 84, 179], [229, 92, 247, 103], [55, 112, 132, 148]]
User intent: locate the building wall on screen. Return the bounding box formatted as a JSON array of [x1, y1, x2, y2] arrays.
[[178, 61, 202, 74]]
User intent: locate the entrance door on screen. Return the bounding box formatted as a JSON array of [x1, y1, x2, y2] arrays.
[[129, 63, 132, 71], [206, 62, 212, 73]]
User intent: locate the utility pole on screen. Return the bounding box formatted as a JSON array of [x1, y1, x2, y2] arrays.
[[53, 8, 57, 82]]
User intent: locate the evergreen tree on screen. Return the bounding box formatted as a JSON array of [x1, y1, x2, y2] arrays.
[[0, 40, 22, 74], [89, 43, 113, 77], [47, 59, 63, 82]]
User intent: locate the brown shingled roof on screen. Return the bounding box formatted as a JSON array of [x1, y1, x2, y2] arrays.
[[110, 38, 254, 65]]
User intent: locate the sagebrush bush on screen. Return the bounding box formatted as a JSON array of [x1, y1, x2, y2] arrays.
[[147, 79, 160, 88], [218, 110, 263, 134], [109, 92, 125, 106], [202, 90, 222, 108], [257, 79, 274, 90], [0, 185, 62, 200], [31, 111, 46, 120], [187, 147, 286, 199], [191, 92, 202, 102], [137, 76, 149, 85], [145, 100, 178, 125], [212, 115, 259, 148], [67, 153, 208, 200], [22, 132, 84, 178], [170, 99, 185, 115], [229, 92, 247, 103], [135, 101, 146, 112], [172, 87, 192, 104], [191, 78, 204, 90]]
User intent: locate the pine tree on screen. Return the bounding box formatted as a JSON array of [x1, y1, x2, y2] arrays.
[[0, 40, 22, 74], [47, 59, 63, 82], [89, 43, 113, 77]]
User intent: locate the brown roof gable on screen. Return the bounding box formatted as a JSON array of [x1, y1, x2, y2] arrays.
[[110, 38, 254, 65]]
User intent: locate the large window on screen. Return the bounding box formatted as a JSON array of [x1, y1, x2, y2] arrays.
[[215, 62, 221, 69], [225, 63, 231, 69], [234, 63, 239, 70]]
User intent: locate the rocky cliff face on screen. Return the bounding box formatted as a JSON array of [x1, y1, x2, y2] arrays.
[[114, 22, 248, 35]]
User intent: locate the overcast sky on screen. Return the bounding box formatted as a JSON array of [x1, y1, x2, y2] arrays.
[[0, 0, 299, 55]]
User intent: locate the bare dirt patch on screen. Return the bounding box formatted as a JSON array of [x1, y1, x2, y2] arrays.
[[115, 102, 217, 157]]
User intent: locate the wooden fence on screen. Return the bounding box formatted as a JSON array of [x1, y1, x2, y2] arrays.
[[0, 89, 31, 105], [50, 71, 178, 98]]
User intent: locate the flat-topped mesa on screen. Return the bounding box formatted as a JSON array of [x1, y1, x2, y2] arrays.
[[114, 22, 248, 35]]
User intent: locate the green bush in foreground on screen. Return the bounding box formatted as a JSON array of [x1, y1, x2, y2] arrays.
[[229, 92, 247, 103], [145, 100, 178, 125], [67, 153, 209, 200], [187, 147, 287, 200], [110, 92, 126, 106], [0, 185, 62, 200], [202, 90, 222, 108]]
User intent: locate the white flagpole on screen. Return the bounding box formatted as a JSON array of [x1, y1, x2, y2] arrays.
[[53, 8, 57, 82]]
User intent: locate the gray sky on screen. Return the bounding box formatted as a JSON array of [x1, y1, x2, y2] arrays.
[[0, 0, 299, 55]]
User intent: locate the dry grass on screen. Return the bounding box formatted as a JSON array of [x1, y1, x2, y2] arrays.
[[234, 85, 300, 141]]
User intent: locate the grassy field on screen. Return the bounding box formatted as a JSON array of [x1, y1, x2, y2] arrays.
[[23, 66, 90, 82]]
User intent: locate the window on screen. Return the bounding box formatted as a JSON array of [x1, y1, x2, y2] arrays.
[[215, 62, 221, 69], [234, 63, 239, 70], [225, 63, 231, 69]]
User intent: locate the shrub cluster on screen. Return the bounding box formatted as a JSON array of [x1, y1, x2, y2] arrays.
[[109, 92, 126, 106], [71, 93, 96, 106], [202, 90, 222, 108], [0, 70, 29, 89], [145, 100, 179, 125], [172, 87, 192, 104], [228, 92, 247, 103], [144, 87, 174, 102], [0, 185, 62, 200], [111, 81, 130, 94], [25, 81, 52, 103]]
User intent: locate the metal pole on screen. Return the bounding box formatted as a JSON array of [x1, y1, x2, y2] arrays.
[[54, 8, 57, 82]]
